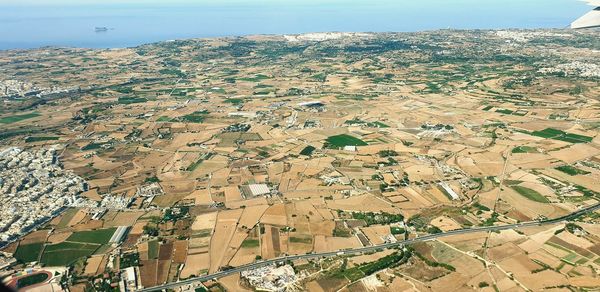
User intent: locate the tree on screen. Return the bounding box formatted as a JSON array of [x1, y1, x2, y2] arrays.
[[143, 225, 159, 236]]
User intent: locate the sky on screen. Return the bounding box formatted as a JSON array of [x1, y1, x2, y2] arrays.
[[0, 0, 594, 49], [2, 0, 346, 5], [1, 0, 594, 6]]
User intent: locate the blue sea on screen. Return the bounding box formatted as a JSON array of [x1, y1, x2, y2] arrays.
[[0, 0, 592, 50]]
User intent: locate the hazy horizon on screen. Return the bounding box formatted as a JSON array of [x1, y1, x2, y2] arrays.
[[0, 0, 592, 50]]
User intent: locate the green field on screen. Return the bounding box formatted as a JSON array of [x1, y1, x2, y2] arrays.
[[555, 165, 590, 176], [118, 96, 148, 104], [159, 68, 185, 77], [157, 116, 173, 122], [93, 244, 112, 255], [186, 153, 214, 171], [186, 158, 205, 171], [240, 239, 260, 248], [511, 186, 550, 203], [562, 253, 577, 263], [253, 85, 276, 95], [148, 240, 159, 259], [529, 128, 593, 144], [56, 208, 78, 228], [289, 236, 313, 244], [495, 109, 514, 115], [300, 145, 316, 156], [179, 110, 209, 123], [0, 112, 41, 124], [145, 176, 160, 183], [113, 86, 134, 94], [17, 273, 49, 289], [325, 134, 368, 149], [224, 98, 244, 105], [530, 128, 567, 138], [81, 142, 111, 151], [390, 227, 405, 235], [512, 146, 537, 154], [193, 229, 212, 238], [66, 228, 117, 244], [14, 242, 44, 263], [238, 74, 270, 82], [341, 267, 365, 282], [40, 242, 99, 266], [25, 136, 59, 143], [169, 87, 199, 96], [254, 84, 273, 89]]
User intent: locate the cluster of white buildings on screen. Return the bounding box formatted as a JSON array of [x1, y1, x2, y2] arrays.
[[0, 79, 41, 98], [494, 30, 572, 43], [283, 32, 371, 42], [119, 266, 141, 292], [0, 79, 75, 99], [0, 147, 88, 245], [0, 252, 16, 271], [99, 194, 132, 210], [136, 183, 164, 197], [539, 61, 600, 78], [241, 265, 297, 292]]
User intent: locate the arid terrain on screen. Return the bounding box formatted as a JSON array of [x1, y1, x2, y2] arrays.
[[1, 29, 600, 291]]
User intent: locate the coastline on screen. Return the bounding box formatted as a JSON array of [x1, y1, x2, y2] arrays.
[[1, 27, 598, 52]]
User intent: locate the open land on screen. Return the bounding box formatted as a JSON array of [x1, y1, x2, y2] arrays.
[[1, 29, 600, 291]]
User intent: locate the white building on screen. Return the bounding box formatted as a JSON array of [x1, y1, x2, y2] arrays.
[[439, 182, 460, 200], [247, 184, 270, 197], [119, 266, 139, 292], [343, 145, 357, 152]]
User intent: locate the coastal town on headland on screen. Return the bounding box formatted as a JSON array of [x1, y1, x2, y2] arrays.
[[1, 29, 600, 291]]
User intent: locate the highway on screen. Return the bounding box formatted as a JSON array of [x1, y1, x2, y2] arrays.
[[137, 202, 600, 292]]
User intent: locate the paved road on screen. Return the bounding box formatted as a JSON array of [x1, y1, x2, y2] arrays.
[[138, 203, 600, 292]]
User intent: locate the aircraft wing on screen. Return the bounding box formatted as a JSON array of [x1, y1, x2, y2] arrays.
[[572, 7, 600, 28], [572, 1, 600, 29]]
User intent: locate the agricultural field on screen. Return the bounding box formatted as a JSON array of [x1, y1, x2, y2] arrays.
[[510, 185, 550, 203], [325, 134, 368, 148], [512, 145, 537, 154], [529, 128, 594, 144], [66, 228, 117, 244], [1, 29, 600, 291], [41, 242, 100, 266], [25, 136, 60, 143], [555, 165, 591, 176], [0, 112, 40, 124], [13, 243, 44, 263]]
